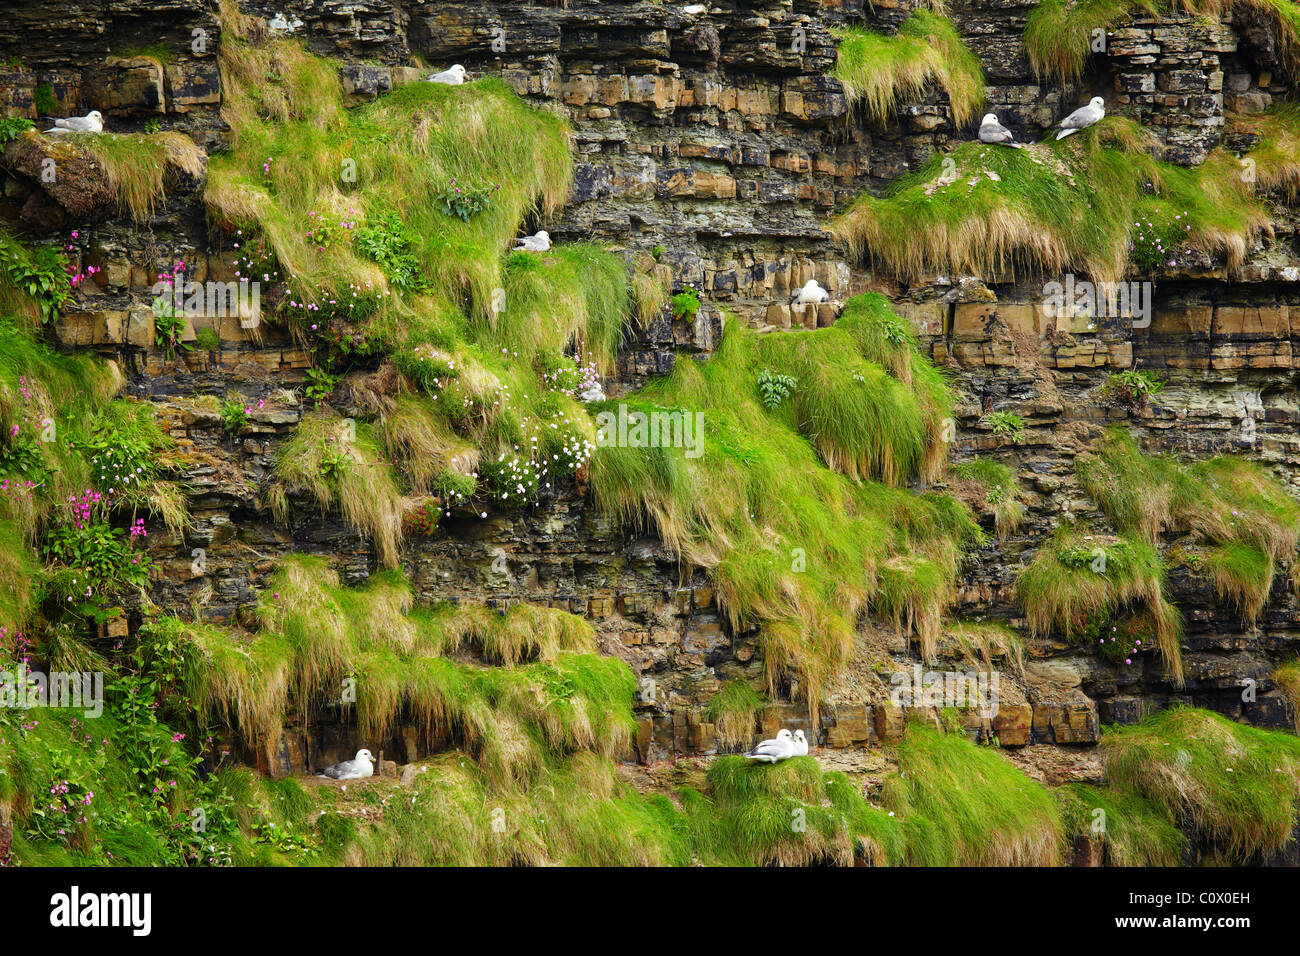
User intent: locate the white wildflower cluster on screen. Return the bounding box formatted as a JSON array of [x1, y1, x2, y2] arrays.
[[90, 447, 148, 496], [484, 451, 540, 502]]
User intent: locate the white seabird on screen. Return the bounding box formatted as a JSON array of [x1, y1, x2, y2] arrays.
[[578, 381, 606, 403], [1056, 97, 1106, 140], [791, 279, 829, 306], [791, 729, 809, 756], [316, 748, 375, 780], [744, 728, 795, 763], [513, 230, 551, 253], [978, 112, 1020, 147], [427, 65, 468, 86], [44, 110, 104, 135]]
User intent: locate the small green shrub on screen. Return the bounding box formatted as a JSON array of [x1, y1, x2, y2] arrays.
[[671, 284, 701, 321], [0, 116, 34, 146], [221, 400, 250, 435], [755, 368, 797, 409], [303, 367, 339, 407], [1104, 369, 1165, 404], [32, 82, 56, 115], [982, 411, 1026, 443], [434, 178, 495, 223]]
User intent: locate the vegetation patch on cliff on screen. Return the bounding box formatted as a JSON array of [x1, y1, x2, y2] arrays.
[[591, 295, 979, 713], [1101, 707, 1300, 862], [1015, 525, 1183, 682], [1078, 427, 1300, 623], [832, 9, 986, 127], [831, 120, 1268, 284], [1056, 782, 1188, 865], [1025, 0, 1300, 85], [209, 8, 626, 557]]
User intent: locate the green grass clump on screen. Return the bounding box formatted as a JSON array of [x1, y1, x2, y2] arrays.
[[1237, 102, 1300, 202], [1078, 427, 1300, 623], [1275, 659, 1300, 733], [882, 721, 1064, 865], [832, 9, 986, 127], [162, 555, 620, 781], [682, 755, 903, 866], [1015, 525, 1183, 682], [947, 620, 1026, 679], [1102, 706, 1300, 862], [495, 244, 630, 374], [1026, 0, 1300, 85], [269, 410, 405, 568], [831, 122, 1268, 285], [705, 680, 765, 748], [326, 751, 690, 866], [208, 15, 572, 324], [591, 294, 979, 711], [64, 131, 206, 223], [950, 457, 1025, 539], [1056, 782, 1188, 866]]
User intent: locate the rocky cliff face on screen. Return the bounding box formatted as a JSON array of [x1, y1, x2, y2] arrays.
[[2, 0, 1299, 790]]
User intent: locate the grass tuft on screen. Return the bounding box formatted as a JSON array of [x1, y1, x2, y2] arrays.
[[832, 10, 986, 127], [831, 122, 1269, 285]]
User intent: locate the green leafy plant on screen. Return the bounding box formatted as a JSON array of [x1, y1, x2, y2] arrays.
[[318, 442, 350, 482], [1104, 369, 1165, 405], [142, 118, 163, 134], [32, 82, 56, 115], [982, 411, 1026, 443], [671, 284, 701, 321], [152, 296, 189, 358], [355, 209, 428, 291], [303, 367, 339, 407], [0, 116, 34, 146], [755, 367, 797, 409], [221, 400, 250, 436], [434, 178, 495, 223], [1, 237, 70, 325]]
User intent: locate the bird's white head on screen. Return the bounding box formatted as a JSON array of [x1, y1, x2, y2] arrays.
[[776, 729, 793, 741], [88, 111, 103, 122], [356, 749, 374, 763], [452, 65, 467, 77], [981, 113, 997, 125], [793, 730, 807, 744], [1090, 97, 1105, 110]]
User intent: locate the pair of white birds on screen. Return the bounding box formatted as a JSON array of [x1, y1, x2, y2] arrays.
[[744, 728, 809, 763], [978, 96, 1107, 147], [317, 748, 375, 780], [268, 11, 304, 34]]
